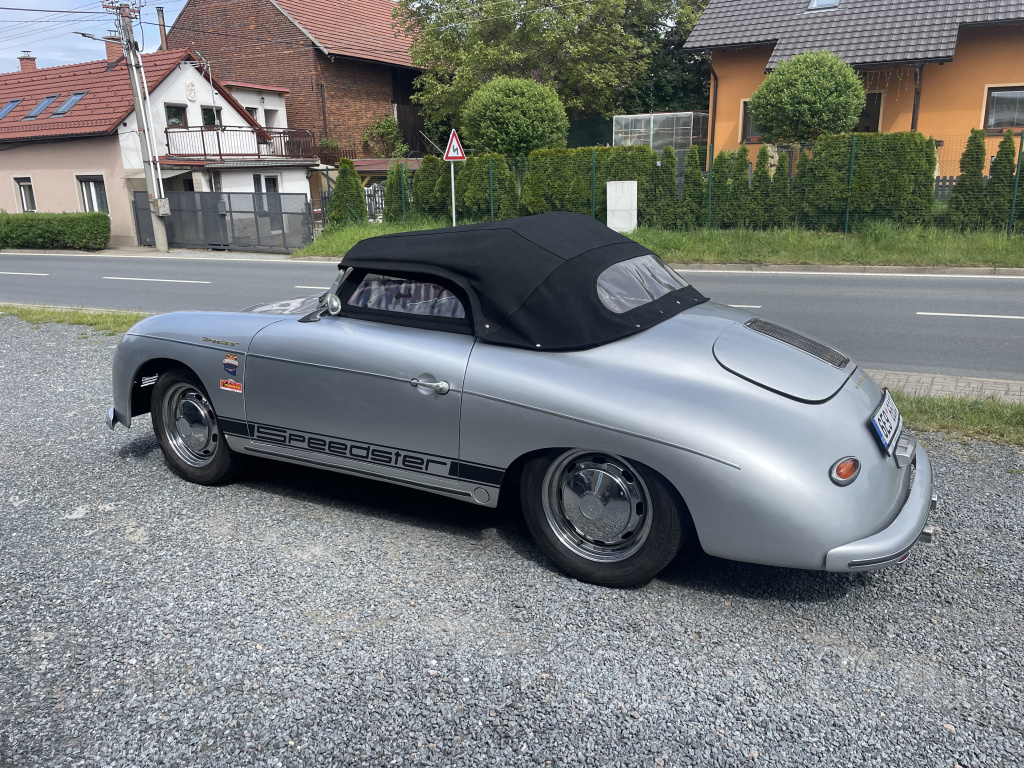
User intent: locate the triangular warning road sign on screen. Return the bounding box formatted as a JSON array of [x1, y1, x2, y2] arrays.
[[444, 129, 467, 161]]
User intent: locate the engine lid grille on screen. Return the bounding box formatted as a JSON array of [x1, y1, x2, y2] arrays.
[[744, 319, 850, 369]]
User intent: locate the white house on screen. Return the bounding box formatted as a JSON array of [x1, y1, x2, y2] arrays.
[[0, 47, 316, 248]]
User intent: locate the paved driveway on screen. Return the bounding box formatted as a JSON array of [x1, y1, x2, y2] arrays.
[[1, 317, 1021, 767]]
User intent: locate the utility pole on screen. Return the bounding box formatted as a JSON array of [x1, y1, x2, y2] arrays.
[[106, 2, 169, 251]]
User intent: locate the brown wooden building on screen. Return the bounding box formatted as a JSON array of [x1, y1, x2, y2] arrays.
[[166, 0, 423, 157]]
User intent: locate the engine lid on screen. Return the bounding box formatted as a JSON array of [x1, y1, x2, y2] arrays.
[[713, 319, 857, 403]]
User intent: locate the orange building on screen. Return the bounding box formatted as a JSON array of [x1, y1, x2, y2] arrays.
[[684, 0, 1024, 175]]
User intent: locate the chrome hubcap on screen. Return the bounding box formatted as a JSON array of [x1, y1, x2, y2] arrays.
[[542, 451, 652, 563], [162, 383, 218, 467]]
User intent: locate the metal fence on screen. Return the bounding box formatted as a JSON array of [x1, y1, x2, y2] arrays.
[[327, 131, 1024, 236], [134, 191, 313, 252]]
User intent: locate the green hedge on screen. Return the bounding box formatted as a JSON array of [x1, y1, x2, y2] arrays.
[[802, 132, 936, 230], [0, 212, 110, 250], [521, 145, 658, 224], [329, 158, 366, 224]]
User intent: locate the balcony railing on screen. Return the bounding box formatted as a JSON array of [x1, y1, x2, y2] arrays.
[[165, 126, 317, 161]]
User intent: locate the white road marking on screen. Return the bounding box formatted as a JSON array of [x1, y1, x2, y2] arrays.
[[728, 304, 762, 308], [675, 268, 1024, 280], [917, 311, 1024, 320], [0, 271, 48, 276], [102, 276, 211, 284], [3, 252, 328, 264], [295, 285, 330, 290]]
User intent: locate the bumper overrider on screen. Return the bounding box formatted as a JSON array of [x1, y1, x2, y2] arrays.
[[825, 438, 936, 571]]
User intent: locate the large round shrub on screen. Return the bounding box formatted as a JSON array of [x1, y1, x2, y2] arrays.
[[748, 51, 865, 145], [460, 77, 569, 157]]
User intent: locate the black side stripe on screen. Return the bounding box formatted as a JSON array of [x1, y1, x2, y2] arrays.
[[448, 462, 505, 487], [219, 418, 505, 487]]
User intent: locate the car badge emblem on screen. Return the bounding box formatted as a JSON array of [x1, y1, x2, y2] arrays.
[[223, 353, 238, 376]]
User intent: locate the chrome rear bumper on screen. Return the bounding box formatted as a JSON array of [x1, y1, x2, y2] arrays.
[[825, 444, 935, 571]]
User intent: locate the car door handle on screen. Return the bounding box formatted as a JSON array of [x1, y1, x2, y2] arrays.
[[410, 378, 451, 395]]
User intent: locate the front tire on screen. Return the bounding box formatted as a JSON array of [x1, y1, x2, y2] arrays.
[[151, 367, 242, 485], [521, 450, 688, 587]]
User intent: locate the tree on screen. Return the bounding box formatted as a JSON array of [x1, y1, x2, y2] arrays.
[[412, 155, 445, 217], [749, 145, 772, 229], [460, 78, 569, 157], [329, 159, 366, 225], [767, 151, 791, 228], [394, 0, 657, 129], [363, 115, 409, 158], [947, 129, 987, 231], [651, 147, 680, 229], [747, 51, 865, 145], [383, 161, 412, 223], [461, 153, 519, 220], [986, 130, 1018, 228], [708, 150, 732, 228], [615, 1, 710, 114], [680, 144, 706, 229]]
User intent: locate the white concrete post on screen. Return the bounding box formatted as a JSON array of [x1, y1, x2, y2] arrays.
[[606, 180, 637, 233]]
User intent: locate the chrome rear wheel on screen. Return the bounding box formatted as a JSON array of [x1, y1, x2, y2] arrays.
[[522, 449, 689, 587], [542, 451, 653, 563]]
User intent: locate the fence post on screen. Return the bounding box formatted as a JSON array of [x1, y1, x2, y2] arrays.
[[399, 163, 407, 221], [707, 144, 714, 229], [489, 157, 495, 221], [591, 149, 596, 219], [844, 136, 857, 235], [1009, 131, 1024, 237]]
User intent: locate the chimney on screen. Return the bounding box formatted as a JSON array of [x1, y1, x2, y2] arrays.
[[105, 32, 122, 62], [18, 51, 36, 72], [156, 7, 169, 51]]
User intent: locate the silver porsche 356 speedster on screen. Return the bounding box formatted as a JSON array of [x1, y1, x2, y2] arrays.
[[108, 213, 935, 586]]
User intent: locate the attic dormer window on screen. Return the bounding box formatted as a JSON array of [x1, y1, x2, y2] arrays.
[[23, 94, 59, 120], [0, 99, 21, 121], [52, 91, 87, 117], [808, 0, 839, 8]]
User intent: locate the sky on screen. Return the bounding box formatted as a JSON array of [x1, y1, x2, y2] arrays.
[[0, 0, 188, 71]]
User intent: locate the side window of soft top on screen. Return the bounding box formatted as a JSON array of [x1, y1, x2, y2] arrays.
[[346, 273, 466, 318]]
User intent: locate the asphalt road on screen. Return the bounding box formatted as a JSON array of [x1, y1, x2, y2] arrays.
[[2, 252, 1023, 380], [2, 317, 1022, 767]]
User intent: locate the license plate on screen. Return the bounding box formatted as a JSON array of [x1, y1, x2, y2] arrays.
[[870, 388, 903, 455]]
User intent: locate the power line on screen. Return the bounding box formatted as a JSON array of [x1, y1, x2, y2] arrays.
[[0, 5, 107, 12]]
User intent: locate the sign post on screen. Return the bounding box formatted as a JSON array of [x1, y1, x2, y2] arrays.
[[443, 129, 467, 227]]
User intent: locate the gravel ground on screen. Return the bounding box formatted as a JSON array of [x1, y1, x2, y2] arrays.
[[1, 316, 1022, 768]]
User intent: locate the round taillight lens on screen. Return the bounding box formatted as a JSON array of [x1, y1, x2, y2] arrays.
[[830, 457, 861, 486]]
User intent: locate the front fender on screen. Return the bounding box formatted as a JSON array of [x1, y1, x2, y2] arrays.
[[110, 311, 286, 428]]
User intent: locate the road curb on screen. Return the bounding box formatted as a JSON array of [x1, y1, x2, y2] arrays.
[[867, 369, 1024, 404], [671, 263, 1024, 276]]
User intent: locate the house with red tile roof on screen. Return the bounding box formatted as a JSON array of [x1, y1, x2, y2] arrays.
[[0, 46, 315, 247], [166, 0, 424, 156]]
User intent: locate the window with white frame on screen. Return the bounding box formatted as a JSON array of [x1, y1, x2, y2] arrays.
[[14, 177, 35, 212], [78, 176, 108, 214], [808, 0, 839, 8]]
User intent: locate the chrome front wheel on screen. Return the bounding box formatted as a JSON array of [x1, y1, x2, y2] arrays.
[[151, 367, 242, 485], [161, 382, 219, 468]]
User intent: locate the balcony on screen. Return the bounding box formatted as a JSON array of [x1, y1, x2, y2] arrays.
[[165, 126, 317, 161]]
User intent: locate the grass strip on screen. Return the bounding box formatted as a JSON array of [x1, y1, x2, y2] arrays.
[[0, 304, 149, 334], [295, 219, 1024, 268], [892, 391, 1024, 446]]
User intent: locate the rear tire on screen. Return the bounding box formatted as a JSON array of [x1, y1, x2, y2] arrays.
[[521, 449, 688, 587], [151, 367, 242, 485]]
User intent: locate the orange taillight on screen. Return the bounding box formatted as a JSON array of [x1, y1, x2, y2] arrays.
[[830, 457, 861, 486]]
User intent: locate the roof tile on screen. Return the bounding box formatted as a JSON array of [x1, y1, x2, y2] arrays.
[[270, 0, 413, 68], [685, 0, 1024, 67], [0, 50, 190, 141]]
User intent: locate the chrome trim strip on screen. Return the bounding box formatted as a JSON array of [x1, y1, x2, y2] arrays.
[[245, 353, 463, 393], [128, 333, 251, 356], [464, 391, 741, 470], [243, 445, 474, 498]]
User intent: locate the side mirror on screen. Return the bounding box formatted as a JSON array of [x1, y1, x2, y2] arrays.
[[326, 293, 342, 316]]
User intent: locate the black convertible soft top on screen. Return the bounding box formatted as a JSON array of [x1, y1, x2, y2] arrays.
[[340, 212, 707, 351]]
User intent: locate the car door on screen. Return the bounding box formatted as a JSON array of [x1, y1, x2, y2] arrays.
[[242, 271, 475, 495]]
